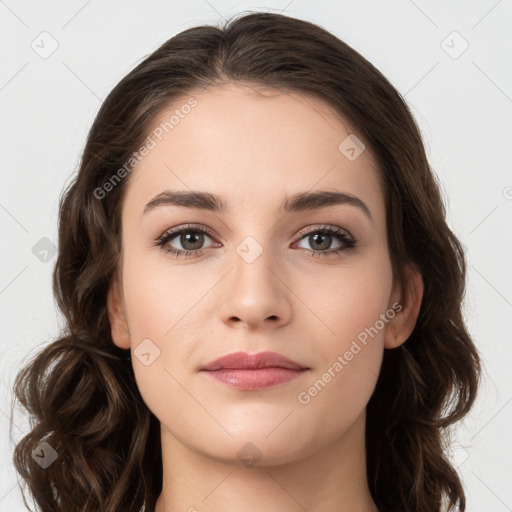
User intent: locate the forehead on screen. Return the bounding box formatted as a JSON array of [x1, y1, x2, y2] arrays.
[[122, 83, 384, 223]]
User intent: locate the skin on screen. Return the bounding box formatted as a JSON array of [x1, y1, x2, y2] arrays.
[[107, 82, 423, 512]]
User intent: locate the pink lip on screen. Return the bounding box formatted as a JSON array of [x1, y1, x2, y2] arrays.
[[200, 351, 310, 390], [201, 351, 307, 371]]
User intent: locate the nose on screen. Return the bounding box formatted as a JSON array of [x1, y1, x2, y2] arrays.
[[217, 237, 292, 331]]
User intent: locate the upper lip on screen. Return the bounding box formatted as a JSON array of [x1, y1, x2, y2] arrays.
[[201, 351, 308, 371]]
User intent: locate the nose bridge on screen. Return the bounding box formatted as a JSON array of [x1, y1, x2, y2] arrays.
[[217, 229, 292, 329], [231, 231, 279, 292], [235, 232, 267, 266], [228, 205, 278, 271]]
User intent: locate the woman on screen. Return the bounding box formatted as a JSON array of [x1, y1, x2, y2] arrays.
[[12, 11, 480, 512]]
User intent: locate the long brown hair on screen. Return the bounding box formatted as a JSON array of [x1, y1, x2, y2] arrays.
[[12, 11, 480, 512]]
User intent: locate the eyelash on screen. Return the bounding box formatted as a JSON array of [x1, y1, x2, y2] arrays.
[[154, 223, 357, 259]]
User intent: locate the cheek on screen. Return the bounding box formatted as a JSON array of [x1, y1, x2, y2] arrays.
[[118, 250, 198, 412], [121, 246, 204, 339], [294, 259, 393, 407], [292, 279, 391, 446], [300, 256, 393, 349]]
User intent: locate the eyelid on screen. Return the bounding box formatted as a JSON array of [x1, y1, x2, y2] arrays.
[[294, 223, 353, 241], [158, 223, 217, 240]]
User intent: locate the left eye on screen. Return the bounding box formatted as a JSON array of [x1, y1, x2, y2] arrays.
[[295, 230, 348, 252]]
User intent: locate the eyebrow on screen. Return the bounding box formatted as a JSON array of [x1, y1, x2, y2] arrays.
[[143, 189, 372, 220]]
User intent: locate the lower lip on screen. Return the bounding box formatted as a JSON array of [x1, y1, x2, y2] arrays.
[[202, 368, 308, 390]]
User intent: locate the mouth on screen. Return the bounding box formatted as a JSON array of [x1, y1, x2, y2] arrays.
[[200, 351, 310, 390]]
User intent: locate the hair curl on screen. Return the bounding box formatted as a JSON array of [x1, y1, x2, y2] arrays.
[[12, 11, 480, 512]]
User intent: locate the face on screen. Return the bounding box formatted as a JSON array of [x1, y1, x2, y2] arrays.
[[108, 83, 419, 466]]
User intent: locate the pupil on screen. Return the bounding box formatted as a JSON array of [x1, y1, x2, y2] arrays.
[[311, 233, 330, 250], [182, 232, 203, 250]]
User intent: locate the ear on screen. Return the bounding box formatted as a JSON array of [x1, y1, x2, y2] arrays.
[[107, 277, 131, 349], [384, 265, 424, 349]]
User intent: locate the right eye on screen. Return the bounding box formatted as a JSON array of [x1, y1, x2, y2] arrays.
[[155, 224, 220, 258]]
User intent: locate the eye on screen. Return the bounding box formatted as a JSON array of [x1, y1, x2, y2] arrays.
[[293, 225, 357, 258], [154, 224, 219, 259]]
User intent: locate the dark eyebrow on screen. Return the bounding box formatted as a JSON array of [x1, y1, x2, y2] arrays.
[[280, 190, 372, 220], [143, 189, 372, 221], [143, 190, 228, 215]]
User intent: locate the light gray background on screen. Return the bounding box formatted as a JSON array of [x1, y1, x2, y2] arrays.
[[1, 1, 511, 510]]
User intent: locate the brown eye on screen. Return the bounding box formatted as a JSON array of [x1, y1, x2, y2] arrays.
[[155, 225, 218, 258], [177, 231, 206, 251], [294, 226, 356, 258]]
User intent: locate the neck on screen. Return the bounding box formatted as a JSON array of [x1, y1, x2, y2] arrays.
[[154, 411, 378, 512]]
